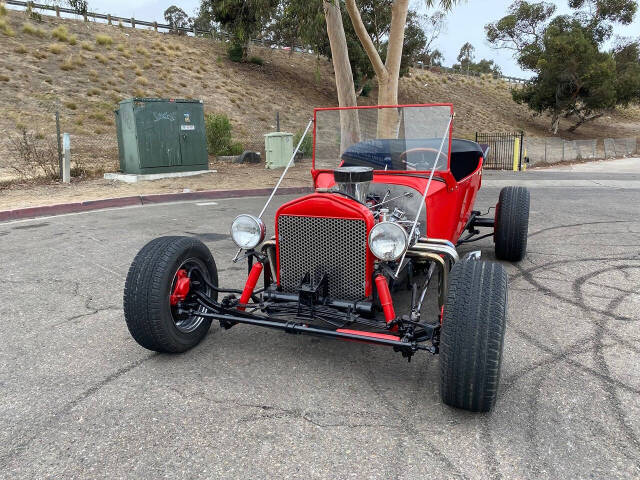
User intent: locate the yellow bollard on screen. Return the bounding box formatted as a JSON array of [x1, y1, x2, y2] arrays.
[[512, 137, 520, 171]]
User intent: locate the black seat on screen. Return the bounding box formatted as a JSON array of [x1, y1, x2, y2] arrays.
[[450, 150, 482, 181]]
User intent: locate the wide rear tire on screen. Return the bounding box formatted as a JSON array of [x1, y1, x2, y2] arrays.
[[123, 236, 218, 353], [494, 186, 530, 261], [440, 258, 508, 412]]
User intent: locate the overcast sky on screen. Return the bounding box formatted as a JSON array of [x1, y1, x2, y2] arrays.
[[41, 1, 640, 78]]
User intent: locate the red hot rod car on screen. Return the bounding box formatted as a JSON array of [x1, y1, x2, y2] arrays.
[[123, 104, 530, 412]]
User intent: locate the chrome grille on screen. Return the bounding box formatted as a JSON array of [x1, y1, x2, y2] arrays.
[[278, 215, 367, 300]]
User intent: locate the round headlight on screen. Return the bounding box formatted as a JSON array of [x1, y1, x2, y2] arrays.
[[231, 214, 265, 249], [368, 222, 408, 261]]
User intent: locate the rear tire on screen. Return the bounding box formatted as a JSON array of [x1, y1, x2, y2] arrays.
[[440, 258, 508, 412], [494, 186, 530, 261], [123, 236, 218, 353]]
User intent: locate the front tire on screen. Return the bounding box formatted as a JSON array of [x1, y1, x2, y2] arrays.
[[123, 236, 218, 353], [494, 186, 530, 261], [440, 258, 508, 412]]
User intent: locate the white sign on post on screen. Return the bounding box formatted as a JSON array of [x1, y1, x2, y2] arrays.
[[62, 133, 71, 184]]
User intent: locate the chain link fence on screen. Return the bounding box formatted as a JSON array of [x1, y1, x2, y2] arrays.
[[524, 137, 638, 166]]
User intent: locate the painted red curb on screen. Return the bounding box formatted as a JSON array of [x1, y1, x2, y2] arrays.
[[0, 186, 312, 222]]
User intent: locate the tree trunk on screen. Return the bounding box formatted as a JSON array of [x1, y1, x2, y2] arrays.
[[551, 112, 560, 134], [323, 0, 360, 153], [567, 113, 603, 132]]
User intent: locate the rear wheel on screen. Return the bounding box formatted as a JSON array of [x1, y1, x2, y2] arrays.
[[494, 186, 530, 261], [439, 258, 508, 412], [123, 236, 218, 353]]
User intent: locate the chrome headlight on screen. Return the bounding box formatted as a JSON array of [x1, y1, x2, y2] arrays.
[[368, 222, 408, 261], [231, 214, 265, 249]]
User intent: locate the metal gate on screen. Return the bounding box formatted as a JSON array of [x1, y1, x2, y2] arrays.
[[475, 132, 524, 170]]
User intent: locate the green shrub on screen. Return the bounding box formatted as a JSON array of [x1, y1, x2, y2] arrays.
[[0, 3, 7, 16], [248, 56, 263, 66], [294, 128, 313, 158], [205, 113, 243, 156], [227, 43, 243, 63], [360, 81, 372, 97]]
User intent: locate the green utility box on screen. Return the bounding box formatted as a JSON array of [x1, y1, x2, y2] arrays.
[[264, 132, 293, 169], [114, 98, 208, 174]]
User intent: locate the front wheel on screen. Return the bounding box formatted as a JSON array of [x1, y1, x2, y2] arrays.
[[123, 236, 218, 353], [439, 258, 508, 412], [494, 186, 530, 261]]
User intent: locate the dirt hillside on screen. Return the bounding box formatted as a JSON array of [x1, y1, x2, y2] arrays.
[[0, 6, 638, 184]]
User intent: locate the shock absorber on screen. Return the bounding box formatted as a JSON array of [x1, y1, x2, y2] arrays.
[[238, 262, 263, 311], [375, 274, 396, 328]]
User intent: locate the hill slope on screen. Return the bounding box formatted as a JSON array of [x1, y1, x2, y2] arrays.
[[0, 7, 638, 181]]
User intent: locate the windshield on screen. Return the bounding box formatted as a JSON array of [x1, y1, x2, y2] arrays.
[[313, 104, 453, 172]]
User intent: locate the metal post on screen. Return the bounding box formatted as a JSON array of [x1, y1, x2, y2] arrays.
[[153, 21, 157, 31], [544, 139, 547, 163], [55, 111, 63, 177], [131, 17, 135, 28], [55, 6, 60, 17], [107, 14, 112, 25], [276, 112, 280, 132], [62, 133, 71, 183]]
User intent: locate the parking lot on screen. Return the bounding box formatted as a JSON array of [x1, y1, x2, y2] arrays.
[[1, 164, 639, 479]]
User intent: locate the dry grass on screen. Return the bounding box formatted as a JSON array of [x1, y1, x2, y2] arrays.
[[32, 50, 47, 60], [22, 22, 45, 37], [136, 76, 149, 86], [0, 74, 9, 82], [48, 43, 65, 54], [80, 41, 93, 51], [95, 34, 113, 46], [51, 25, 73, 43], [60, 54, 75, 70], [0, 18, 15, 36], [135, 46, 150, 56], [14, 45, 28, 54], [95, 53, 108, 64]]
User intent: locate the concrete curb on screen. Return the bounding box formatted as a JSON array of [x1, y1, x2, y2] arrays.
[[0, 186, 313, 222]]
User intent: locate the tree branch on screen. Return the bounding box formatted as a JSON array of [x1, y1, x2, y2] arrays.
[[344, 0, 387, 80], [385, 0, 410, 80]]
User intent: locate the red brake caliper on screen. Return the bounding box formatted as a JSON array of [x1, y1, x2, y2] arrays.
[[170, 269, 191, 306]]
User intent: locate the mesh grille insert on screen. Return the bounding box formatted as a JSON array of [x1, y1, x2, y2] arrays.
[[278, 215, 367, 300]]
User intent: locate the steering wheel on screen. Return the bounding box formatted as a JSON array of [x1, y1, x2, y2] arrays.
[[399, 148, 448, 170]]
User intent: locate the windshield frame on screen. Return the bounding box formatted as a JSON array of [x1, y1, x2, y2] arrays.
[[311, 103, 454, 174]]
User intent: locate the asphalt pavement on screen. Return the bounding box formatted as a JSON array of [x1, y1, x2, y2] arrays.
[[1, 160, 639, 479]]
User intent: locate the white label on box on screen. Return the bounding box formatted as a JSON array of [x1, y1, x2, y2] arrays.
[[181, 125, 195, 131]]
